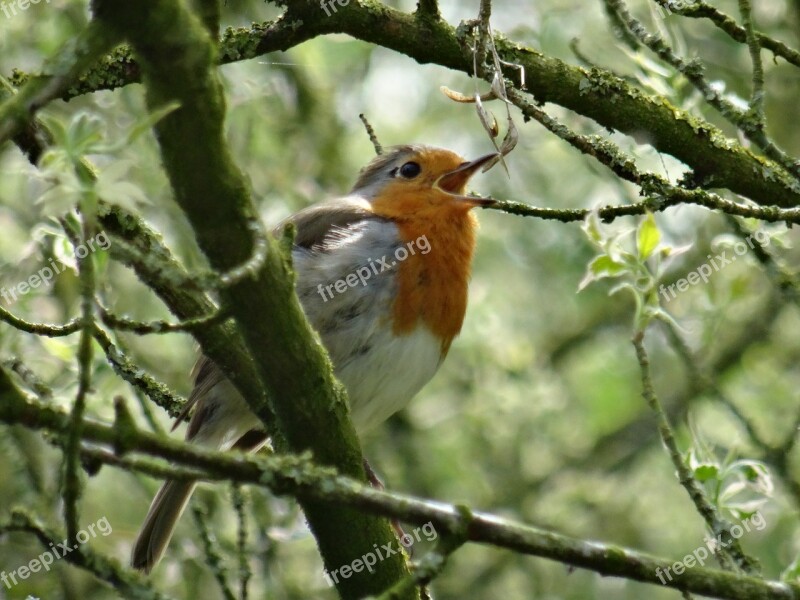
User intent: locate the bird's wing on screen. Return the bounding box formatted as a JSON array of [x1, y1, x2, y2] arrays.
[[173, 355, 226, 435], [274, 196, 383, 250], [175, 197, 384, 435]]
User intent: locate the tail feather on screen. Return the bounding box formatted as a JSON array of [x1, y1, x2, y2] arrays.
[[131, 480, 197, 573]]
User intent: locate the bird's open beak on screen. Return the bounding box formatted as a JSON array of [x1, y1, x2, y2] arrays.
[[437, 152, 500, 206]]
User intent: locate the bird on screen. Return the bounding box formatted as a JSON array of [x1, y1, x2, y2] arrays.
[[131, 144, 498, 572]]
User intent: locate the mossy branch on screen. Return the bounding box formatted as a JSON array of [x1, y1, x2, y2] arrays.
[[1, 381, 798, 600], [92, 0, 413, 597], [6, 3, 800, 209]]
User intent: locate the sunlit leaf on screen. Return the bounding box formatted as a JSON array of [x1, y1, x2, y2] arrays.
[[637, 212, 660, 260]]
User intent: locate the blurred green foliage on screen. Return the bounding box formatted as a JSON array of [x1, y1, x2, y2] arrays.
[[1, 0, 799, 598]]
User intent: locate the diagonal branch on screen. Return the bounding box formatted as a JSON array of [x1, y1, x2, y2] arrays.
[[651, 0, 800, 69], [1, 378, 798, 600], [6, 5, 800, 209], [91, 0, 413, 596]]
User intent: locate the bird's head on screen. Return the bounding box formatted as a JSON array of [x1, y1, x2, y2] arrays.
[[351, 145, 498, 220]]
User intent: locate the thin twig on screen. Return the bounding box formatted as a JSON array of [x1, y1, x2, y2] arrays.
[[232, 484, 251, 600], [3, 358, 54, 399], [99, 304, 229, 335], [607, 0, 800, 182], [0, 509, 172, 600], [192, 506, 238, 600], [602, 0, 643, 50], [359, 113, 383, 155], [651, 0, 800, 69], [191, 219, 269, 290], [92, 325, 185, 417], [737, 0, 765, 123], [503, 87, 800, 224], [633, 330, 759, 575], [59, 215, 97, 545], [0, 304, 81, 336], [485, 185, 800, 226]]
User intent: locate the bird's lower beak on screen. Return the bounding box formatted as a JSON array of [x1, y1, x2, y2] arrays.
[[437, 152, 500, 206]]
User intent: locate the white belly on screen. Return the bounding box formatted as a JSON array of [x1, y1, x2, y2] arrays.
[[336, 325, 442, 433]]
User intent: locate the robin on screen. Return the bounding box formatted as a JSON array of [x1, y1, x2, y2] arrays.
[[131, 144, 498, 572]]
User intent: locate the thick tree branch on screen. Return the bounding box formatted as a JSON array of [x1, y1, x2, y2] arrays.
[[91, 1, 412, 597], [7, 3, 800, 209], [1, 381, 798, 600]]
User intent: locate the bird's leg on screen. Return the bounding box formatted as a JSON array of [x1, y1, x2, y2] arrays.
[[362, 459, 412, 556]]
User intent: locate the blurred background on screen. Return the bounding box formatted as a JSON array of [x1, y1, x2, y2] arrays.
[[1, 0, 799, 598]]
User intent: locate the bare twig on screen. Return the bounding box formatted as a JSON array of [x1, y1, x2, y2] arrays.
[[607, 0, 800, 182], [633, 331, 759, 575], [92, 325, 185, 417], [99, 305, 229, 335], [738, 0, 766, 123], [0, 509, 172, 600], [192, 506, 238, 600], [59, 215, 97, 545], [232, 484, 251, 600], [651, 0, 800, 69], [359, 113, 383, 155], [0, 305, 81, 336]]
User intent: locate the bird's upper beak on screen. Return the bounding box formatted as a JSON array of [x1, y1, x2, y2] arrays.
[[436, 152, 500, 206]]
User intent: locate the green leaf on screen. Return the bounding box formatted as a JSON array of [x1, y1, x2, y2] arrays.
[[637, 212, 660, 260], [693, 464, 719, 482], [65, 112, 105, 159], [578, 254, 627, 291]]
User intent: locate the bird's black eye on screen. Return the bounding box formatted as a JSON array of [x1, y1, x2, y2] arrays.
[[398, 161, 421, 179]]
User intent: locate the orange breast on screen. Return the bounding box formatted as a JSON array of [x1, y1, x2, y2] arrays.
[[391, 208, 478, 355]]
